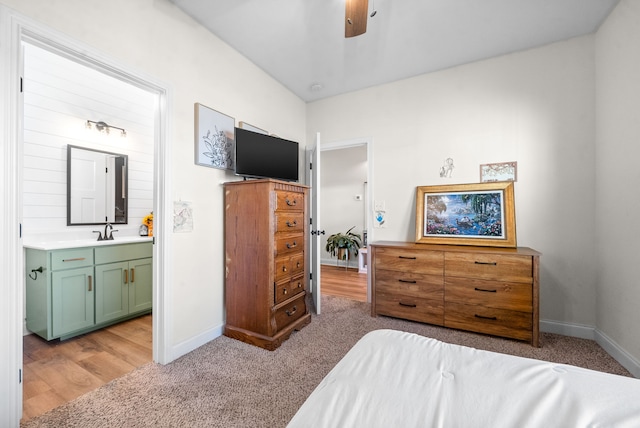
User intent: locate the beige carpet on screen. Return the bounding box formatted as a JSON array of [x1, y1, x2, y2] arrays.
[[21, 295, 632, 428]]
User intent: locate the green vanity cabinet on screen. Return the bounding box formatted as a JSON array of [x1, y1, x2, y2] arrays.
[[95, 243, 152, 324], [25, 241, 152, 341]]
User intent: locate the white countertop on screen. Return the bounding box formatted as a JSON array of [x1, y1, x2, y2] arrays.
[[23, 236, 153, 251]]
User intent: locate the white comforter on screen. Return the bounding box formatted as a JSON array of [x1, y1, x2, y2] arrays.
[[288, 329, 640, 428]]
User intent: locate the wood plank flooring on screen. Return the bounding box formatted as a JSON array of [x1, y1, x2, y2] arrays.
[[22, 314, 152, 423], [321, 264, 368, 302], [22, 268, 364, 422]]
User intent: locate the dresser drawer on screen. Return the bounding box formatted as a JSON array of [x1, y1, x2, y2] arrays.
[[275, 274, 305, 305], [274, 254, 304, 282], [275, 191, 304, 212], [376, 269, 443, 300], [275, 213, 304, 233], [51, 248, 94, 270], [374, 247, 443, 275], [445, 252, 532, 282], [275, 234, 303, 255], [445, 302, 532, 341], [274, 294, 307, 331], [375, 290, 443, 325], [445, 278, 532, 312]]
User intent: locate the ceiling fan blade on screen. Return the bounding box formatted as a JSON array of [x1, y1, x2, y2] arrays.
[[345, 0, 368, 38]]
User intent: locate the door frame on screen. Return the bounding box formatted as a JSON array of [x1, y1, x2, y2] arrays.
[[0, 7, 173, 425], [319, 137, 374, 302]]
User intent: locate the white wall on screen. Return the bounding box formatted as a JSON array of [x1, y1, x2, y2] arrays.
[[321, 145, 367, 267], [307, 36, 598, 328], [595, 0, 640, 369], [3, 0, 306, 353], [22, 42, 155, 240]]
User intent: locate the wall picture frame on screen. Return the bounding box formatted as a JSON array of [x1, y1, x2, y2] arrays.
[[194, 103, 235, 170], [415, 182, 516, 248], [480, 161, 518, 182]]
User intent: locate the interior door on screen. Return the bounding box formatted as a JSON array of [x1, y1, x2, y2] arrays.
[[307, 132, 322, 314]]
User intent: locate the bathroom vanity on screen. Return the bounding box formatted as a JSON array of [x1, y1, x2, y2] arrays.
[[24, 238, 152, 341]]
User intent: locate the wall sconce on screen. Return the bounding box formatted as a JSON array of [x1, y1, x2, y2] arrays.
[[86, 120, 127, 137]]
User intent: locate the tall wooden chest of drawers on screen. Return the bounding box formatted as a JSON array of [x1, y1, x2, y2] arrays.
[[371, 241, 541, 346], [224, 179, 311, 350]]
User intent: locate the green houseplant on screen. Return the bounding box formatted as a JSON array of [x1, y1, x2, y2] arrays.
[[325, 226, 362, 263]]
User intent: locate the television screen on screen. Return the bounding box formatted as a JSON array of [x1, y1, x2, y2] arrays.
[[234, 127, 299, 182]]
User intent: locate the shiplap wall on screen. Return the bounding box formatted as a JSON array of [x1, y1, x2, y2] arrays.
[[22, 42, 155, 241]]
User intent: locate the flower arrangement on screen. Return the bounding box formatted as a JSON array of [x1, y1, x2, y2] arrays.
[[143, 212, 153, 237]]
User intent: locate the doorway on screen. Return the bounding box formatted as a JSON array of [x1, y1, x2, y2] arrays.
[[319, 138, 373, 303], [20, 40, 158, 421]]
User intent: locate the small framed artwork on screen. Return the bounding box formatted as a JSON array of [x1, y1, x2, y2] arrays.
[[480, 161, 517, 182], [415, 182, 516, 248], [239, 121, 267, 135], [194, 103, 235, 170]]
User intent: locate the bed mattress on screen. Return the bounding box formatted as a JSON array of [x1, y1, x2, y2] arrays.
[[288, 329, 640, 428]]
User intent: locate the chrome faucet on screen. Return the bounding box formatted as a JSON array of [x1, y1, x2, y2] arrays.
[[104, 223, 117, 240]]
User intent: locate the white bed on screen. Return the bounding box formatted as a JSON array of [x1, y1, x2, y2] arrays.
[[288, 329, 640, 428]]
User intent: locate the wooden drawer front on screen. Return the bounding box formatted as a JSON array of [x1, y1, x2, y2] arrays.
[[274, 294, 306, 331], [275, 253, 305, 282], [445, 302, 532, 341], [275, 213, 304, 233], [445, 278, 532, 312], [376, 269, 443, 300], [445, 253, 532, 283], [275, 275, 305, 305], [374, 248, 443, 275], [275, 234, 303, 256], [275, 191, 304, 212], [375, 291, 443, 325], [51, 248, 94, 270]]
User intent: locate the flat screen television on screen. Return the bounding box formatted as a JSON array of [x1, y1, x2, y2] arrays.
[[234, 127, 299, 182]]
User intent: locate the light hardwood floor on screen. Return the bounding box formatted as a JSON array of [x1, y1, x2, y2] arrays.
[[22, 267, 366, 422], [22, 314, 152, 423], [321, 264, 368, 302]]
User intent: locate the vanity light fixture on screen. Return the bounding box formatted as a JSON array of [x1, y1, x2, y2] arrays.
[[86, 119, 127, 137]]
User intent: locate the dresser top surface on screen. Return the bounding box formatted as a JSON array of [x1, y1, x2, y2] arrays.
[[370, 241, 541, 256]]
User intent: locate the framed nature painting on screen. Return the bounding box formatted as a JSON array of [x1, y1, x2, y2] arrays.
[[194, 103, 235, 170], [415, 182, 516, 248]]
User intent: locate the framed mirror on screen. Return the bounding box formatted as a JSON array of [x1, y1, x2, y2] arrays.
[[67, 145, 128, 225]]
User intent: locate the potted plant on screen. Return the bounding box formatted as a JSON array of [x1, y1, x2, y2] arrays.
[[325, 226, 362, 265]]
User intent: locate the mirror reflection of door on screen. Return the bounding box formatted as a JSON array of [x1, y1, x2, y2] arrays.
[[68, 145, 128, 225], [70, 148, 108, 223]]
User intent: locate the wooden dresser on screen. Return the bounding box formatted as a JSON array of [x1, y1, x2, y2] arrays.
[[370, 241, 541, 346], [224, 179, 311, 350]]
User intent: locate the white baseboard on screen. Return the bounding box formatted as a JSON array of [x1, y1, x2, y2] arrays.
[[170, 323, 224, 361], [320, 258, 358, 269], [541, 319, 640, 378]]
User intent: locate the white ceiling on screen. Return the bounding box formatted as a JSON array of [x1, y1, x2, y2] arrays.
[[171, 0, 620, 103]]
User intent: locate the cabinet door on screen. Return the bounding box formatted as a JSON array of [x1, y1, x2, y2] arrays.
[[51, 267, 95, 337], [95, 261, 129, 323], [129, 258, 152, 314]]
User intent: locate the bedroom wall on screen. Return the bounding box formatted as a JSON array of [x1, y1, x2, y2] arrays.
[[2, 0, 306, 354], [307, 36, 598, 330], [594, 0, 640, 371]]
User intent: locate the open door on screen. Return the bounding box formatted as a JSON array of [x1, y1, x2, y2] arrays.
[[307, 133, 323, 314]]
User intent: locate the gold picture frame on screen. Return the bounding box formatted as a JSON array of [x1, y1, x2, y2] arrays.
[[415, 182, 516, 248]]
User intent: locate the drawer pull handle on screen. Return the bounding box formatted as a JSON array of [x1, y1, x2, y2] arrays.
[[474, 261, 497, 266], [286, 305, 297, 316], [283, 289, 288, 295], [475, 314, 497, 321], [286, 220, 297, 227], [296, 262, 301, 268], [399, 301, 417, 308], [63, 257, 85, 262], [286, 241, 297, 249], [131, 268, 135, 283], [282, 266, 288, 272], [88, 275, 92, 292], [286, 198, 297, 206], [399, 256, 416, 260], [398, 279, 417, 284], [296, 282, 302, 288], [124, 269, 128, 284], [474, 287, 497, 293]]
